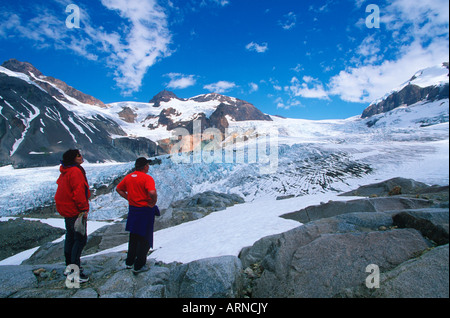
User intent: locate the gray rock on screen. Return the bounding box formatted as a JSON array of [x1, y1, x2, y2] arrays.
[[281, 196, 434, 223], [23, 221, 130, 265], [0, 265, 38, 298], [10, 288, 75, 298], [0, 218, 65, 261], [373, 244, 449, 298], [239, 233, 282, 269], [72, 288, 99, 298], [339, 244, 449, 298], [22, 241, 64, 265], [81, 252, 129, 282], [166, 255, 243, 298], [252, 227, 431, 298], [134, 266, 170, 298], [135, 284, 166, 298], [246, 205, 449, 298], [85, 221, 129, 254], [393, 209, 449, 245], [98, 270, 136, 298], [339, 177, 430, 197], [157, 191, 244, 229]]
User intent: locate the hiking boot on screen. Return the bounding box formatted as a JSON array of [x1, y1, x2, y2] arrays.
[[132, 265, 150, 275], [78, 272, 89, 283]]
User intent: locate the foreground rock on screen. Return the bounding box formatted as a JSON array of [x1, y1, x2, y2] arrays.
[[1, 253, 243, 298], [156, 191, 244, 230], [0, 219, 65, 261], [166, 256, 243, 298], [241, 212, 448, 297], [1, 178, 448, 298], [281, 196, 436, 223], [240, 178, 449, 298]]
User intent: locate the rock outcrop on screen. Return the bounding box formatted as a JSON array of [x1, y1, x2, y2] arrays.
[[156, 191, 245, 229], [0, 178, 448, 298], [240, 210, 448, 298], [0, 218, 65, 261], [1, 253, 243, 298]]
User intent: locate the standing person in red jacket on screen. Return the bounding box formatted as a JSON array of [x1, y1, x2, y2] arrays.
[[116, 157, 159, 274], [55, 149, 91, 283]]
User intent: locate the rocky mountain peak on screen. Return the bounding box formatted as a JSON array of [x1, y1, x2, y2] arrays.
[[1, 59, 105, 108], [361, 62, 449, 118], [1, 59, 43, 78], [189, 92, 235, 104], [149, 90, 184, 107]]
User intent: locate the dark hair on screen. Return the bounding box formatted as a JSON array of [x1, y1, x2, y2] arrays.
[[62, 149, 81, 166], [135, 157, 149, 170]]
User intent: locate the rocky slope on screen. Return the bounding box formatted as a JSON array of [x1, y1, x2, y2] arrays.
[[1, 59, 105, 108], [0, 59, 273, 168], [0, 59, 160, 167], [0, 178, 448, 298]]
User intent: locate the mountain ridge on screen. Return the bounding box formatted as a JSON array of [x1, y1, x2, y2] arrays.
[[0, 59, 272, 167], [361, 62, 449, 118], [1, 59, 106, 108], [0, 58, 449, 168], [0, 60, 160, 168]]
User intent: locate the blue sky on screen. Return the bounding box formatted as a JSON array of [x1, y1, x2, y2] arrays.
[[0, 0, 448, 119]]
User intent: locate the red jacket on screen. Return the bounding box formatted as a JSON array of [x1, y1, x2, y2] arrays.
[[55, 165, 91, 218]]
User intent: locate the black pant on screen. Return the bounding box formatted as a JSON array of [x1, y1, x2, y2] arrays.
[[64, 216, 87, 267], [126, 233, 150, 270]]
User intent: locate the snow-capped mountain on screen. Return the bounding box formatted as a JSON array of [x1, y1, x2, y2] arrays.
[[362, 62, 449, 118], [0, 59, 165, 168], [104, 90, 272, 146], [0, 59, 272, 167], [2, 59, 106, 108]]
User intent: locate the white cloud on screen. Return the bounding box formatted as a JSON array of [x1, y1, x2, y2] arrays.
[[0, 10, 72, 50], [383, 0, 449, 40], [204, 81, 236, 93], [291, 64, 304, 73], [210, 0, 230, 6], [249, 82, 258, 93], [327, 0, 449, 103], [0, 0, 173, 96], [275, 96, 302, 110], [287, 76, 330, 100], [279, 12, 296, 30], [355, 34, 382, 64], [246, 42, 269, 53], [165, 73, 196, 89], [198, 0, 230, 6], [328, 40, 449, 103], [99, 0, 172, 95], [354, 0, 366, 9]]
